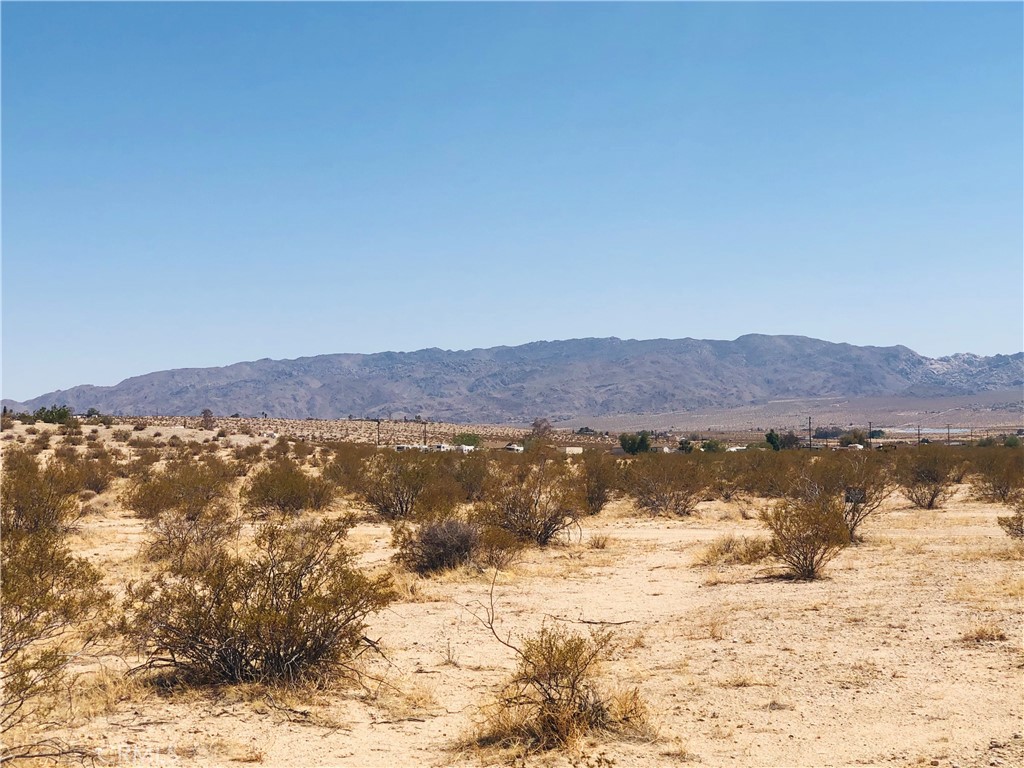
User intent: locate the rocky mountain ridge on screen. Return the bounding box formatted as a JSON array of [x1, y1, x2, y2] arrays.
[[4, 335, 1022, 423]]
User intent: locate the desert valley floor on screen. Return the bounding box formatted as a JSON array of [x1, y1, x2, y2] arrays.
[[4, 421, 1022, 768]]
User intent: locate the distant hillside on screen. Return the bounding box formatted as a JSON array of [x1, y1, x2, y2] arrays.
[[4, 335, 1023, 423]]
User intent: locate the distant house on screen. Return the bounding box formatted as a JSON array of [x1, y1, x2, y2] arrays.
[[562, 446, 583, 456]]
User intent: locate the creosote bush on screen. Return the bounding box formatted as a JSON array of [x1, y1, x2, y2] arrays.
[[997, 493, 1024, 540], [472, 587, 647, 752], [320, 442, 376, 496], [577, 451, 617, 516], [623, 453, 710, 516], [394, 518, 481, 574], [1, 451, 111, 761], [971, 448, 1024, 503], [799, 452, 895, 542], [1, 448, 80, 533], [241, 456, 335, 517], [896, 447, 958, 509], [761, 495, 850, 579], [122, 455, 235, 520], [358, 450, 460, 522], [477, 457, 582, 546], [124, 517, 394, 685]]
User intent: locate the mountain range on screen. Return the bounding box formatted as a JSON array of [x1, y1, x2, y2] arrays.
[[4, 335, 1022, 424]]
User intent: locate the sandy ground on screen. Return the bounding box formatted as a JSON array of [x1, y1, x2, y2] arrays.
[[4, 422, 1022, 768]]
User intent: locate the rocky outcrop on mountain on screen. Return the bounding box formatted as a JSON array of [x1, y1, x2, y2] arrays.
[[4, 335, 1022, 423]]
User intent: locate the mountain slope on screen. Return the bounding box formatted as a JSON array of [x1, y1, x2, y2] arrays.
[[4, 335, 1022, 423]]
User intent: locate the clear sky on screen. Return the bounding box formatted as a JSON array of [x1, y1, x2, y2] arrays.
[[2, 2, 1022, 401]]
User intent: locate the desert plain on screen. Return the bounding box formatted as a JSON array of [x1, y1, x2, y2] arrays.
[[2, 418, 1022, 768]]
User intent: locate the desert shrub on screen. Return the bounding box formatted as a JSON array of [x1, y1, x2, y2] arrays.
[[998, 509, 1024, 539], [476, 527, 527, 570], [734, 450, 804, 499], [454, 432, 482, 447], [233, 442, 265, 468], [896, 447, 957, 509], [2, 477, 110, 761], [454, 450, 490, 502], [701, 439, 726, 453], [358, 451, 459, 522], [122, 447, 161, 477], [50, 447, 117, 495], [124, 517, 393, 685], [1, 449, 80, 533], [267, 435, 292, 458], [696, 534, 772, 566], [291, 440, 314, 462], [800, 452, 896, 542], [145, 502, 242, 570], [111, 428, 131, 442], [472, 607, 646, 752], [623, 453, 710, 516], [761, 495, 850, 579], [997, 493, 1024, 539], [241, 457, 335, 517], [970, 447, 1024, 503], [477, 458, 582, 546], [577, 451, 617, 516], [320, 442, 376, 495], [122, 455, 235, 520], [30, 431, 51, 452], [394, 518, 481, 574], [0, 415, 14, 431]]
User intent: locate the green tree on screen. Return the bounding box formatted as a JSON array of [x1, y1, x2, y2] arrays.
[[839, 429, 868, 447], [765, 430, 782, 452], [619, 432, 651, 455], [780, 431, 801, 450]]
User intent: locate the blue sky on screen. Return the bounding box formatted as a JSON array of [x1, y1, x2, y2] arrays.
[[3, 2, 1022, 401]]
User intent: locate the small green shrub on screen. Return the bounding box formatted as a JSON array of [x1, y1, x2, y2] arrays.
[[971, 448, 1024, 503]]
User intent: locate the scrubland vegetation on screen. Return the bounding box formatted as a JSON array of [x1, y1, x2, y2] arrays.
[[1, 412, 1022, 766]]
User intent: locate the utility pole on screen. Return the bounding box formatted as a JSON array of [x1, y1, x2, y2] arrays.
[[946, 424, 951, 446], [917, 425, 921, 446], [376, 419, 381, 447], [807, 417, 812, 450], [868, 421, 873, 450], [423, 420, 427, 446]]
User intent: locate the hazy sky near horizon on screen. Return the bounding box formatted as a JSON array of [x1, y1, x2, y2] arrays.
[[3, 2, 1022, 401]]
